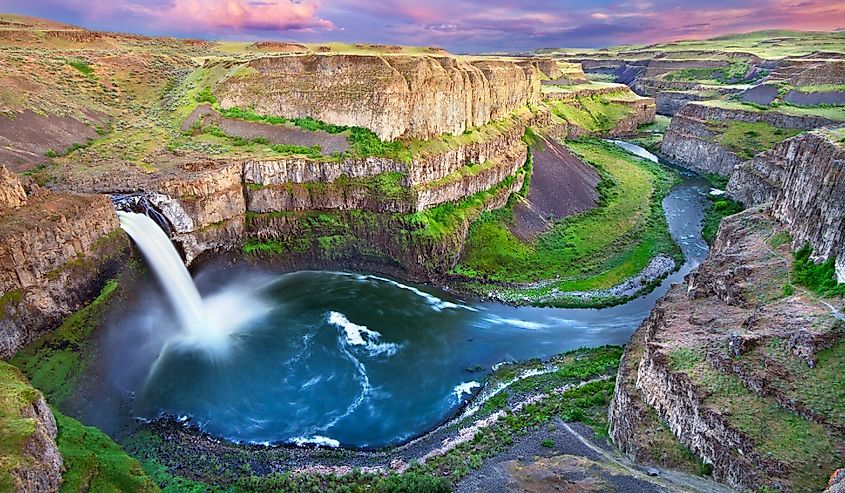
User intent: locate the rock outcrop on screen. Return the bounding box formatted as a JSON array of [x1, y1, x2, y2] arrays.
[[0, 362, 62, 493], [609, 208, 844, 492], [0, 165, 27, 211], [661, 102, 839, 175], [216, 54, 542, 141], [727, 129, 845, 281], [0, 191, 127, 358]]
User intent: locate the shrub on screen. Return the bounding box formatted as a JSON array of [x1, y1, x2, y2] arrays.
[[67, 59, 94, 78], [195, 87, 217, 104], [792, 244, 845, 297]]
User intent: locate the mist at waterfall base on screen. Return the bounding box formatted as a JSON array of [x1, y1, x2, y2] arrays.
[[86, 143, 710, 449]]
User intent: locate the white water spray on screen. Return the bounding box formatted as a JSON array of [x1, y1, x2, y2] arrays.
[[117, 212, 228, 350]]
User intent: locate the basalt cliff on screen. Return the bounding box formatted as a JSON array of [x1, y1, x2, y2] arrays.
[[216, 55, 543, 141], [609, 131, 845, 491]]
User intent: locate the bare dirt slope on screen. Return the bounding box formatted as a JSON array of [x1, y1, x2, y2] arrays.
[[511, 135, 600, 241]]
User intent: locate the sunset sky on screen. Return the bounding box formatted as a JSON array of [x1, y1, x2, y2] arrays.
[[4, 0, 845, 52]]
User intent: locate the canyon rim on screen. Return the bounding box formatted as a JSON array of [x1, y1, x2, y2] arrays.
[[0, 4, 844, 493]]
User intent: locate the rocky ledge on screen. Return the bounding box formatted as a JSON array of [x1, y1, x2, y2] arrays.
[[0, 167, 127, 358], [661, 101, 840, 176], [609, 207, 845, 492], [216, 54, 542, 141], [728, 128, 845, 282]]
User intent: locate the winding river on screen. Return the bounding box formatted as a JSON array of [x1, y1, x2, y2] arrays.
[[71, 142, 711, 450]]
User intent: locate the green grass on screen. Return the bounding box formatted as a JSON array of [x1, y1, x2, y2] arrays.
[[705, 120, 802, 160], [546, 95, 635, 133], [793, 84, 845, 94], [67, 59, 94, 79], [0, 289, 22, 319], [456, 139, 679, 294], [668, 347, 703, 372], [194, 87, 217, 105], [792, 244, 845, 297], [55, 411, 159, 493], [695, 367, 838, 491], [700, 99, 845, 122], [10, 279, 118, 406], [701, 196, 744, 245], [0, 362, 42, 492], [216, 106, 408, 160], [663, 60, 750, 84]]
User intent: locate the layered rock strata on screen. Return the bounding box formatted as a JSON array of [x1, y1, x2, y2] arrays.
[[0, 188, 126, 358], [216, 54, 542, 141], [1, 362, 62, 493], [609, 208, 844, 491], [661, 102, 839, 175], [727, 129, 845, 281]]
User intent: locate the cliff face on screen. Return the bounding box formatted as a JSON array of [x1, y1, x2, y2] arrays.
[[0, 362, 62, 493], [609, 208, 845, 491], [661, 102, 838, 175], [216, 54, 542, 141], [0, 191, 127, 358], [727, 129, 845, 281], [768, 131, 845, 282], [0, 166, 27, 210]]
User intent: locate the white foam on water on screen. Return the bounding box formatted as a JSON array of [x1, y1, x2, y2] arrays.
[[301, 376, 322, 389], [291, 436, 340, 448], [483, 315, 548, 330], [327, 311, 400, 357], [453, 381, 481, 400], [328, 311, 379, 346], [322, 343, 371, 430], [334, 271, 476, 312]]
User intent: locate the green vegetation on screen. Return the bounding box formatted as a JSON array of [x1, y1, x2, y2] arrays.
[[702, 172, 729, 190], [67, 59, 94, 79], [705, 120, 802, 160], [194, 87, 217, 104], [455, 139, 680, 303], [546, 94, 635, 133], [792, 244, 845, 297], [663, 60, 750, 84], [700, 99, 845, 122], [695, 367, 838, 490], [0, 289, 22, 319], [10, 279, 118, 406], [0, 362, 42, 492], [668, 347, 703, 372], [55, 412, 158, 493], [216, 106, 407, 160], [701, 196, 744, 245], [237, 472, 450, 493]]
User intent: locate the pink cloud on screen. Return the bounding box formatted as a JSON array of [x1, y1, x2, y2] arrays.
[[121, 0, 333, 33]]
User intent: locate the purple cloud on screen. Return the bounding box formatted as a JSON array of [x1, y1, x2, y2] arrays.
[[2, 0, 844, 51]]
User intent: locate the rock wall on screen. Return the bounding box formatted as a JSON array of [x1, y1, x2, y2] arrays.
[[609, 208, 845, 491], [661, 102, 839, 175], [0, 165, 27, 211], [727, 129, 845, 281], [768, 131, 845, 282], [0, 192, 127, 358], [216, 54, 542, 141], [1, 362, 62, 493]]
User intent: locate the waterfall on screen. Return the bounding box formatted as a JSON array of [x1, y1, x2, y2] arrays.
[[117, 211, 215, 343]]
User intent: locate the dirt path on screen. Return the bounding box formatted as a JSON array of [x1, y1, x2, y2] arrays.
[[511, 135, 600, 241]]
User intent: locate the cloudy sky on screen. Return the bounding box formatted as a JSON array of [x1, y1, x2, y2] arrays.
[[5, 0, 845, 52]]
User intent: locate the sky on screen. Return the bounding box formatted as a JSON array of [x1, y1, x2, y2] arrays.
[[3, 0, 845, 52]]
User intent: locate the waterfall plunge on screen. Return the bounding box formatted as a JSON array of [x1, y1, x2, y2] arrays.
[[118, 211, 233, 351]]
